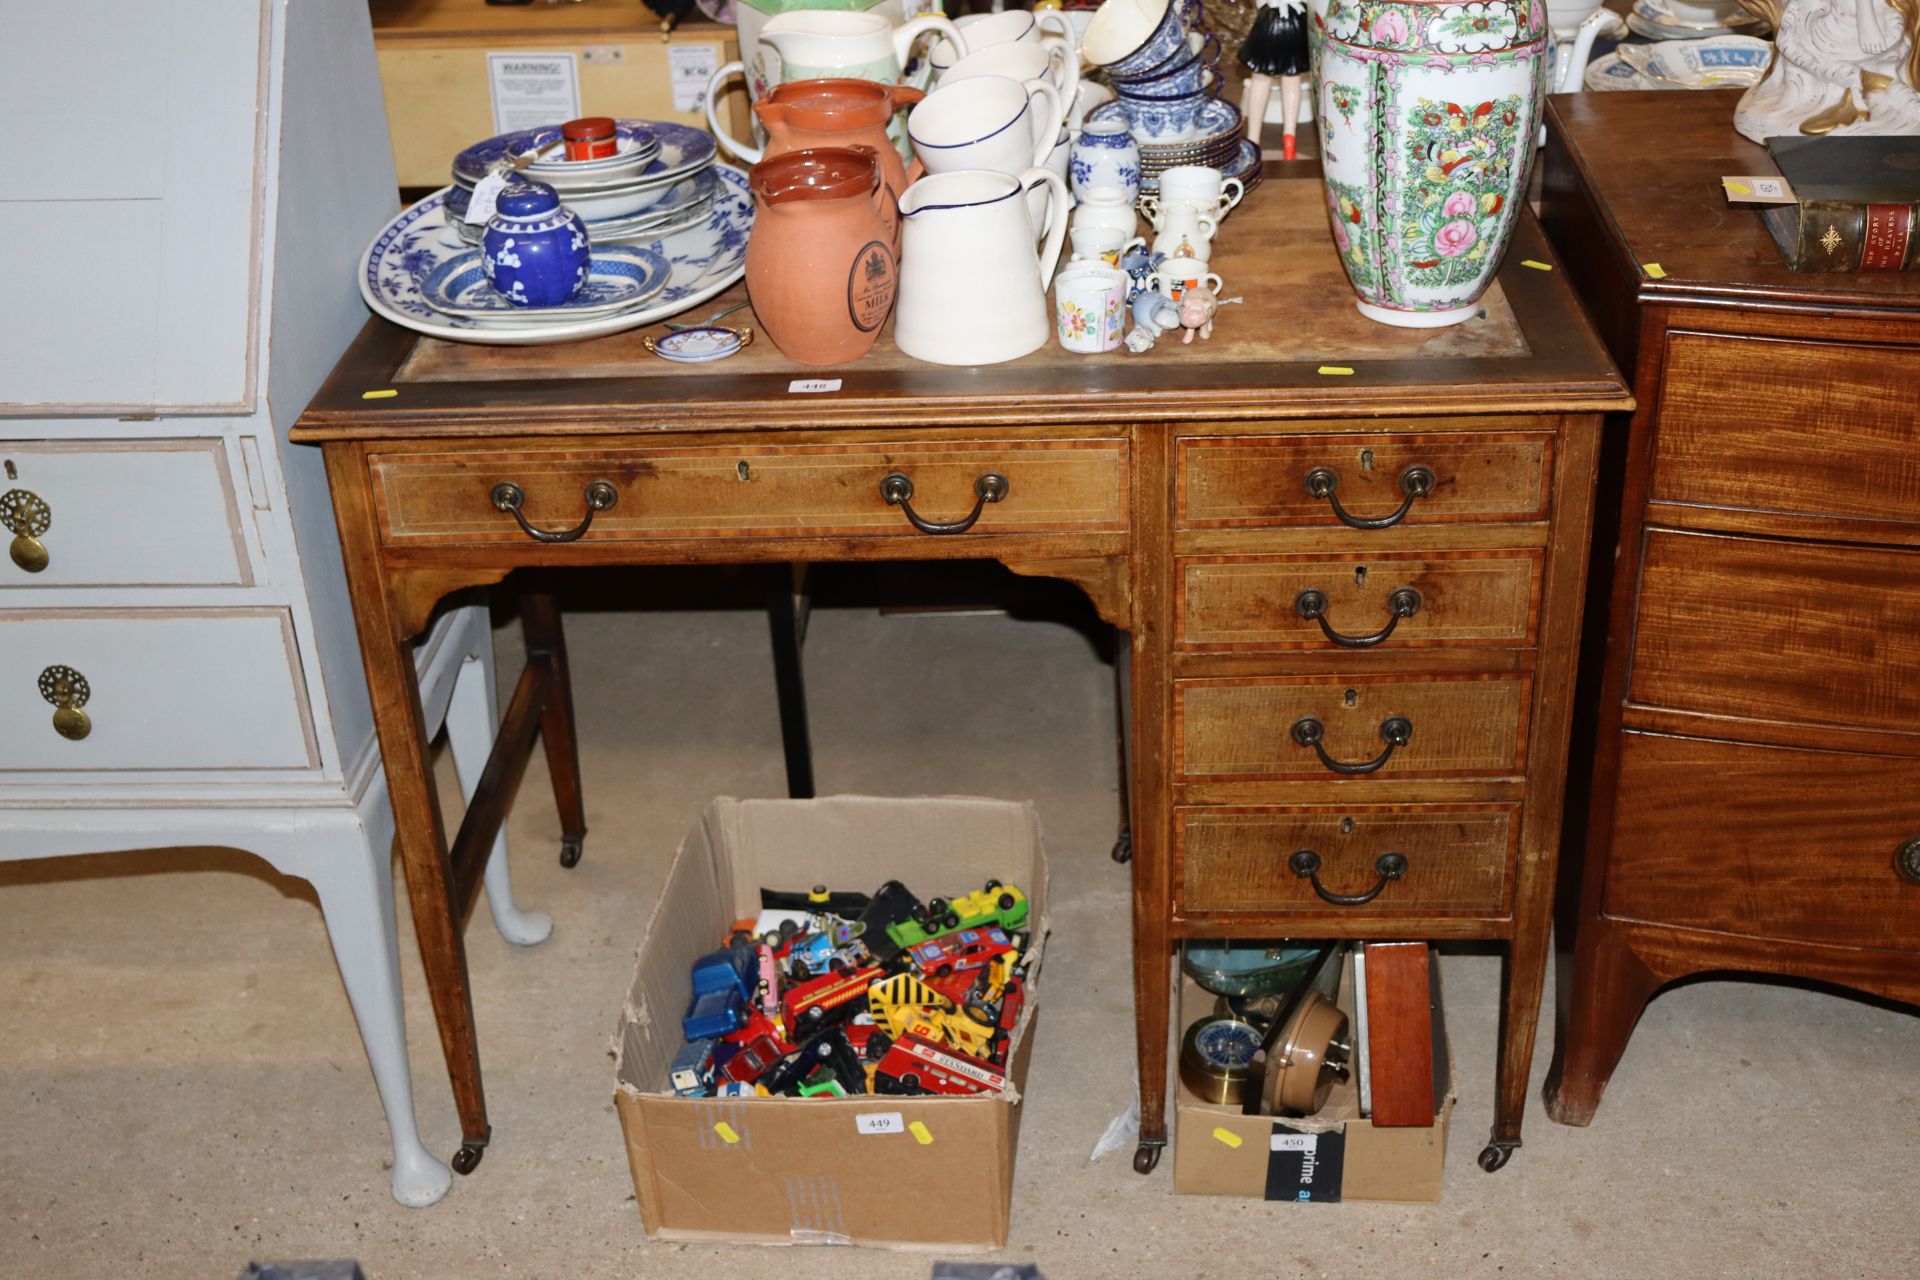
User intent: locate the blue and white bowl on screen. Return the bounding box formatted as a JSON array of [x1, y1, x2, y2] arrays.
[[482, 181, 591, 307], [1115, 80, 1219, 141], [1083, 0, 1191, 79], [453, 120, 661, 188], [422, 244, 672, 321]]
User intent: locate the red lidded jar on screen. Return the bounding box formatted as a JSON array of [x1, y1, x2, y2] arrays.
[[561, 116, 618, 161]]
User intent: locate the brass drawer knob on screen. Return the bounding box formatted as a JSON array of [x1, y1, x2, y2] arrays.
[[1897, 837, 1920, 886], [880, 470, 1009, 535], [2, 488, 51, 573], [38, 664, 91, 741], [1303, 463, 1435, 530], [1295, 586, 1422, 647]]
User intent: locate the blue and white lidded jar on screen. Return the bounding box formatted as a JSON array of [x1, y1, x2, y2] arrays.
[[1068, 117, 1142, 203], [482, 180, 590, 307]]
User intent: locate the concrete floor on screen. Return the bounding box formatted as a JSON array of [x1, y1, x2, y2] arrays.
[[3, 579, 1917, 1279]]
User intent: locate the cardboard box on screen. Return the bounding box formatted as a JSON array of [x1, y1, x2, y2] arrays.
[[371, 1, 746, 189], [612, 796, 1048, 1250], [1172, 954, 1454, 1203]]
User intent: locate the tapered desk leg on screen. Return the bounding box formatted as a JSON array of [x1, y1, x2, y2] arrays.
[[765, 564, 816, 799], [1545, 920, 1661, 1126], [521, 591, 588, 868], [325, 446, 491, 1174]]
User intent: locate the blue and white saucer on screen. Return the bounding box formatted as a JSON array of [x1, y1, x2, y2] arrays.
[[644, 325, 752, 362], [449, 168, 722, 245], [419, 244, 673, 322], [1091, 95, 1241, 149], [1615, 34, 1771, 86], [359, 165, 753, 345]]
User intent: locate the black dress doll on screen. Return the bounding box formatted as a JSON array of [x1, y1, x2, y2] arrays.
[[1237, 0, 1309, 159]]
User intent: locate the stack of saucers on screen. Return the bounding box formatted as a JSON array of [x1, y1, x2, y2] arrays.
[[444, 119, 721, 246], [1085, 100, 1260, 198]]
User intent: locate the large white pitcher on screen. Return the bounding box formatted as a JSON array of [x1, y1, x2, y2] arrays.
[[895, 167, 1069, 366], [756, 10, 965, 94]]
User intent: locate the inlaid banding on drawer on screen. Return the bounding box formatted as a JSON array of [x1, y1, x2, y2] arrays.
[[1176, 804, 1519, 916], [1653, 332, 1920, 529], [1629, 529, 1920, 740], [1175, 673, 1532, 780], [370, 439, 1128, 543], [1177, 549, 1542, 651], [1604, 733, 1920, 952], [1177, 430, 1553, 529]]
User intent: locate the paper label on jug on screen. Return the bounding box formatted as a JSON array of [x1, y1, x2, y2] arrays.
[[668, 45, 719, 112], [847, 241, 898, 334]]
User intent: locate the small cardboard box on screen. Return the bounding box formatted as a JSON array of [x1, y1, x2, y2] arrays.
[[1172, 954, 1454, 1204], [613, 796, 1048, 1250]]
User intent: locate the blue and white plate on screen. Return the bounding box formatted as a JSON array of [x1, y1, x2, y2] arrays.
[[358, 165, 752, 345], [1616, 34, 1772, 86], [1088, 95, 1242, 152], [452, 120, 661, 186], [646, 325, 750, 362], [1626, 0, 1764, 39], [449, 168, 723, 245], [419, 244, 672, 321], [1139, 137, 1260, 195], [453, 121, 717, 192]]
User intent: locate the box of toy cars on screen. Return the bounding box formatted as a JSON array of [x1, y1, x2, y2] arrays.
[[613, 796, 1048, 1249]]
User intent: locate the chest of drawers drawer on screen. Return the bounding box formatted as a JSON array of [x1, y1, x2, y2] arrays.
[[0, 440, 250, 586], [0, 609, 316, 772], [1176, 804, 1518, 918], [1177, 549, 1541, 651], [1604, 733, 1920, 953], [1629, 529, 1920, 742], [369, 438, 1128, 545], [1176, 428, 1554, 530], [1652, 332, 1920, 531], [1175, 673, 1531, 781]]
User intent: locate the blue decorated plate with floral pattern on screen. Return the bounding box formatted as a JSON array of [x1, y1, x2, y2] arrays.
[[453, 121, 715, 190], [359, 165, 752, 345], [419, 244, 672, 321]]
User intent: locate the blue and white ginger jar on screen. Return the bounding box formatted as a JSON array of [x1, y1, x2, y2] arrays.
[[1069, 118, 1142, 203], [482, 180, 590, 307]]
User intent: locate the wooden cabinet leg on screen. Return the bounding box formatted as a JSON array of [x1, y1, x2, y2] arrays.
[[1545, 921, 1661, 1126], [1483, 915, 1552, 1171], [520, 590, 588, 868]]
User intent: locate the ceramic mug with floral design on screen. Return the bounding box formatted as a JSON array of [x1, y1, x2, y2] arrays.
[[1311, 0, 1547, 327], [1054, 260, 1130, 353]]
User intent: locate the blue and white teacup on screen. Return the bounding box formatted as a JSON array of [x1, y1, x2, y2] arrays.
[[1115, 76, 1218, 140], [1082, 0, 1190, 81], [1117, 48, 1209, 98]]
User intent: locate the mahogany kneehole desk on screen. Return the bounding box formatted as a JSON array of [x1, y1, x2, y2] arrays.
[[292, 178, 1631, 1179]]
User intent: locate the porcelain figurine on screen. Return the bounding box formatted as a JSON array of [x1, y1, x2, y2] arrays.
[[1125, 288, 1182, 351], [481, 180, 590, 307], [1178, 283, 1218, 342], [1734, 0, 1920, 140], [1311, 0, 1547, 327], [1240, 0, 1310, 158], [1069, 117, 1144, 201], [745, 146, 900, 365]]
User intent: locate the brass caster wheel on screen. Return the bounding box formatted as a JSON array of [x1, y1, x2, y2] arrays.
[[452, 1142, 487, 1175], [1132, 1143, 1162, 1174], [1111, 830, 1133, 864], [559, 836, 585, 868], [1478, 1140, 1518, 1173]]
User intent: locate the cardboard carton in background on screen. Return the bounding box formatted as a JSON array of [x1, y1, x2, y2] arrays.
[[613, 796, 1048, 1250]]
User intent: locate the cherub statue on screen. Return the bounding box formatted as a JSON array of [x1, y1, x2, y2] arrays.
[[1734, 0, 1920, 140]]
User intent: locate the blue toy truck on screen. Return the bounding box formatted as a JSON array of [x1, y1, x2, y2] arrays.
[[682, 945, 755, 1040]]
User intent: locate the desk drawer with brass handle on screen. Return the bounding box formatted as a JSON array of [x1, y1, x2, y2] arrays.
[[1176, 804, 1518, 918], [369, 439, 1128, 544], [1177, 549, 1541, 651], [1175, 673, 1531, 781]]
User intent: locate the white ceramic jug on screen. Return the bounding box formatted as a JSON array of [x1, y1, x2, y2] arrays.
[[895, 167, 1070, 366], [757, 10, 966, 92]]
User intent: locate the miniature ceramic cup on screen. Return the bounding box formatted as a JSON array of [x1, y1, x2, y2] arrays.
[[1069, 225, 1147, 265], [1147, 260, 1223, 299], [1149, 202, 1217, 261], [1054, 260, 1130, 353], [908, 74, 1065, 178], [481, 180, 590, 307], [1069, 118, 1141, 202], [1154, 165, 1245, 218], [1071, 185, 1139, 239]]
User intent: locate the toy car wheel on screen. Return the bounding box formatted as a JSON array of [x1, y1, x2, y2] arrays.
[[927, 896, 950, 919], [900, 1072, 921, 1092], [935, 963, 953, 978], [942, 911, 961, 930], [984, 879, 1003, 892], [867, 1032, 892, 1061], [997, 893, 1017, 912], [792, 960, 812, 981], [761, 930, 783, 947]]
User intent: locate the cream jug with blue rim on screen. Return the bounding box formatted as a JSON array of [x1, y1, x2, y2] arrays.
[[708, 0, 910, 156], [756, 10, 967, 153]]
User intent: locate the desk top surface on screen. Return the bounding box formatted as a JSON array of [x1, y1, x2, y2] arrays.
[[295, 178, 1630, 442]]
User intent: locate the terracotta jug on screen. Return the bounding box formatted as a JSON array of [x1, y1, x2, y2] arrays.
[[746, 79, 926, 224], [745, 146, 900, 366]]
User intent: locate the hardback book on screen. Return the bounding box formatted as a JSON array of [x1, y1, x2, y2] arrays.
[[1761, 136, 1920, 272]]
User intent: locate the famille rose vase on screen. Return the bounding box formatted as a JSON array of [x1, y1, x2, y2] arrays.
[[1310, 0, 1547, 327]]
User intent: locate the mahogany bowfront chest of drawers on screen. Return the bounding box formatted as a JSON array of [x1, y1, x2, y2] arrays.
[[1540, 92, 1920, 1126], [293, 180, 1631, 1178]]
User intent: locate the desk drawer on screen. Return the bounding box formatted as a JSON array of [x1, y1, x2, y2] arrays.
[[1604, 733, 1920, 953], [1176, 674, 1531, 781], [0, 609, 316, 772], [1653, 332, 1920, 529], [1177, 550, 1540, 651], [1629, 529, 1920, 740], [1177, 805, 1517, 917], [0, 440, 249, 586], [1177, 429, 1553, 530], [370, 439, 1128, 544]]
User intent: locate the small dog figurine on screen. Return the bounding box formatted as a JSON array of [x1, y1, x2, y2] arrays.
[[1179, 286, 1218, 344]]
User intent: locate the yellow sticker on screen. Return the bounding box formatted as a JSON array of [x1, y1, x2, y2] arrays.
[[1521, 259, 1553, 271], [361, 389, 398, 400], [1317, 366, 1355, 376], [1212, 1127, 1244, 1149], [714, 1121, 740, 1145], [909, 1120, 934, 1146], [1725, 180, 1752, 196], [1643, 263, 1668, 279]]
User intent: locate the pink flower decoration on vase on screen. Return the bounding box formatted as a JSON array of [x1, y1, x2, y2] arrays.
[[1435, 219, 1479, 257], [1333, 219, 1351, 252], [1373, 9, 1409, 43], [1442, 190, 1477, 218]]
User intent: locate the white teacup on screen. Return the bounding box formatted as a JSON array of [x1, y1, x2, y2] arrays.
[[1054, 260, 1130, 353], [909, 74, 1065, 178], [930, 7, 1077, 75], [1069, 225, 1147, 264], [940, 39, 1079, 113], [1154, 165, 1245, 219], [1148, 260, 1223, 299]]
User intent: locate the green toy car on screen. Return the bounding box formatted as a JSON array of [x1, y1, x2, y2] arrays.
[[886, 880, 1028, 950]]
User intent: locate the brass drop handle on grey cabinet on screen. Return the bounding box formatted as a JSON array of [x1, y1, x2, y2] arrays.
[[1897, 837, 1920, 886], [880, 470, 1009, 535], [1303, 464, 1435, 530], [1291, 715, 1412, 775], [2, 488, 51, 573], [490, 479, 618, 543], [1295, 586, 1422, 648], [38, 665, 91, 741], [1288, 848, 1409, 905]]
